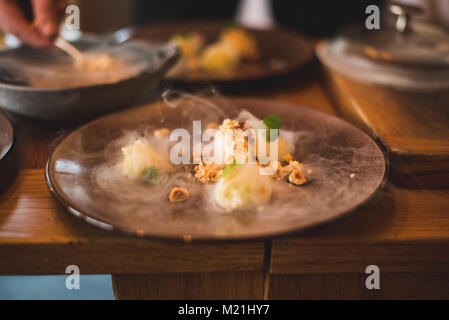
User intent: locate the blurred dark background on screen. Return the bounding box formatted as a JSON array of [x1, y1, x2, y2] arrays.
[[73, 0, 380, 36], [136, 0, 379, 36]]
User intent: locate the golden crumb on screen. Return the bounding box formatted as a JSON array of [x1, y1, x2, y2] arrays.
[[288, 169, 307, 186], [154, 128, 170, 138], [219, 119, 241, 130], [194, 161, 225, 183], [206, 122, 220, 130], [287, 161, 304, 172], [271, 161, 286, 180], [169, 187, 190, 203], [281, 154, 293, 164], [271, 159, 307, 181]]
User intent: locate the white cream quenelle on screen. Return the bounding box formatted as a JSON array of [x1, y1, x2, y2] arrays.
[[241, 111, 292, 163], [212, 111, 293, 165], [214, 164, 272, 211], [121, 139, 172, 179]]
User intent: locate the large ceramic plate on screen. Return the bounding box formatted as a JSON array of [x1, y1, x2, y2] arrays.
[[46, 99, 386, 241], [133, 21, 313, 82]]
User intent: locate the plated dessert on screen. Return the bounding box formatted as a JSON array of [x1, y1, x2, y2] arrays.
[[46, 97, 386, 240], [119, 110, 308, 212]]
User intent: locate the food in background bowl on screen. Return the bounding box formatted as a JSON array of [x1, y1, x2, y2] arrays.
[[168, 26, 261, 76], [220, 28, 261, 61], [199, 42, 241, 75]]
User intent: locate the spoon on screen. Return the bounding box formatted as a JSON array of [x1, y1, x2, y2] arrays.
[[54, 37, 85, 66]]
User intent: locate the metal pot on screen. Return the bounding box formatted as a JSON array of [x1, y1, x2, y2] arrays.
[[0, 37, 179, 122]]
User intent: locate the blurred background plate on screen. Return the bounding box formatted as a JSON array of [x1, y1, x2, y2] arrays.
[[46, 98, 386, 241], [132, 21, 314, 82], [0, 111, 13, 161]]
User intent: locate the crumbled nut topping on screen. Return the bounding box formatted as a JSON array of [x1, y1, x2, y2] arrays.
[[219, 119, 241, 131], [281, 153, 293, 165], [272, 159, 306, 181], [194, 161, 225, 183]]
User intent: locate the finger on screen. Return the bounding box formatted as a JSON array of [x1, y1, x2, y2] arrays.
[[0, 0, 52, 47], [32, 0, 62, 38]]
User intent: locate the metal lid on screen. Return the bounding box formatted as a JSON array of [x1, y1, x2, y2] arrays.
[[338, 22, 449, 67], [316, 3, 449, 91]]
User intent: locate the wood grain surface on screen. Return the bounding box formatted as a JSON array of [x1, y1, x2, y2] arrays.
[[268, 184, 449, 299], [267, 272, 449, 300], [270, 186, 449, 274], [324, 70, 449, 188], [113, 272, 264, 300]]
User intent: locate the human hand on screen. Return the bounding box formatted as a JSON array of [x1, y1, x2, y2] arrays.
[[0, 0, 64, 48]]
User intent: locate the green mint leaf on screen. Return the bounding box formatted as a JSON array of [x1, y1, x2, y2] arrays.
[[263, 114, 282, 142], [140, 166, 161, 185], [221, 160, 237, 178], [263, 114, 283, 130]]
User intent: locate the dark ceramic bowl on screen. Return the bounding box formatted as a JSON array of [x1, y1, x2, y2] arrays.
[[0, 38, 179, 122]]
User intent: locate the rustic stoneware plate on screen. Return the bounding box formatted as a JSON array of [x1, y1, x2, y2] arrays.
[[0, 111, 13, 161], [46, 99, 386, 241], [133, 21, 314, 82]]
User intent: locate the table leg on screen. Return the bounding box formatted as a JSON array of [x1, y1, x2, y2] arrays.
[[112, 271, 265, 300]]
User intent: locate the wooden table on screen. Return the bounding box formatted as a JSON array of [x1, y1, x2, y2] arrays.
[[1, 65, 448, 299]]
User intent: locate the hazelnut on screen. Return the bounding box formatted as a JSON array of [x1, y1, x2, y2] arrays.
[[169, 187, 190, 203], [288, 169, 307, 186]]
